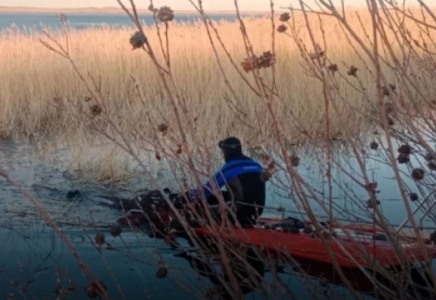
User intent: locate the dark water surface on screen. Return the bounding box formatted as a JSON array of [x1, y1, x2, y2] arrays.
[[0, 140, 372, 299]]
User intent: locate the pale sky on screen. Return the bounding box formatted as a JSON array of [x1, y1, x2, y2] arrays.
[[0, 0, 368, 11]]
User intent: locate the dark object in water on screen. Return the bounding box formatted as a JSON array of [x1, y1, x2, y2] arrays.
[[66, 190, 81, 200]]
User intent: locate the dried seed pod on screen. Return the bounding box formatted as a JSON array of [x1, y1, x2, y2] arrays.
[[411, 168, 425, 181], [398, 144, 412, 155], [277, 24, 287, 33], [157, 123, 168, 134], [155, 152, 162, 161], [156, 267, 168, 278], [279, 12, 290, 22], [94, 233, 105, 246], [387, 117, 395, 126], [409, 193, 418, 202], [90, 104, 102, 116], [397, 153, 410, 164], [241, 56, 259, 73], [428, 161, 436, 171], [347, 66, 358, 76], [366, 198, 380, 209], [290, 154, 300, 167], [370, 141, 379, 150], [365, 182, 378, 194], [327, 64, 338, 73], [258, 51, 276, 69], [130, 31, 147, 50], [110, 224, 122, 237], [157, 6, 174, 22]]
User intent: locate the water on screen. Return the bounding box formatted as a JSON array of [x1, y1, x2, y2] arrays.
[[1, 137, 435, 299], [0, 12, 259, 31]]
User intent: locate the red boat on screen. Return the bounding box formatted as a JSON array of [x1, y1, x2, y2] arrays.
[[191, 217, 436, 269]]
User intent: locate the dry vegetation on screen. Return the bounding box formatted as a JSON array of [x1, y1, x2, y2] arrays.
[[2, 1, 436, 299], [1, 8, 434, 147]]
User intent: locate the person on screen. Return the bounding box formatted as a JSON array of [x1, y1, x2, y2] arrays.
[[175, 137, 266, 228]]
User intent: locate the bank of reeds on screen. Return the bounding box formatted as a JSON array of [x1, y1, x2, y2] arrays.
[[2, 7, 433, 147], [2, 1, 436, 299]]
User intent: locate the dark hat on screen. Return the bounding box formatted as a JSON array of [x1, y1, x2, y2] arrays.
[[218, 137, 242, 150]]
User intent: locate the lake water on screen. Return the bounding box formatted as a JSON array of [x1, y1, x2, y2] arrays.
[[1, 137, 435, 299], [0, 12, 258, 31]]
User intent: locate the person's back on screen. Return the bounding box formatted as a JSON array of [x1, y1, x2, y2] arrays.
[[183, 137, 266, 227]]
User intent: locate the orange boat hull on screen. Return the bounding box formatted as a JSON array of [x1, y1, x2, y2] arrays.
[[193, 226, 436, 269]]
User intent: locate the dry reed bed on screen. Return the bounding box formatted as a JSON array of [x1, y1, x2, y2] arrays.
[[1, 10, 433, 147]]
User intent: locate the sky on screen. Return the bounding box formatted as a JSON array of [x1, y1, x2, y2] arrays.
[[0, 0, 368, 11]]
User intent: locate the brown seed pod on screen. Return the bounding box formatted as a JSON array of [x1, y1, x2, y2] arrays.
[[94, 233, 105, 246], [157, 6, 174, 22], [327, 64, 338, 73], [347, 66, 358, 76], [387, 117, 395, 126], [241, 56, 259, 73], [110, 224, 122, 237], [429, 161, 436, 171], [397, 153, 410, 164], [290, 154, 300, 167], [129, 31, 147, 50], [155, 152, 162, 161], [398, 144, 412, 155], [157, 123, 168, 134], [258, 51, 276, 69], [411, 168, 425, 180], [277, 24, 287, 33], [409, 193, 418, 202], [370, 141, 379, 150], [279, 12, 290, 22], [366, 198, 380, 209], [90, 104, 102, 116]]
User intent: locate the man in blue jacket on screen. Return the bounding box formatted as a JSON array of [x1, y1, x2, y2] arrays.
[[176, 137, 266, 228]]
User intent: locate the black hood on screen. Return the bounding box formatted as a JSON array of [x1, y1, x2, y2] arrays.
[[218, 137, 248, 162]]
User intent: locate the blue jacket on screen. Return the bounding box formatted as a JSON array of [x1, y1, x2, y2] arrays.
[[188, 157, 264, 201]]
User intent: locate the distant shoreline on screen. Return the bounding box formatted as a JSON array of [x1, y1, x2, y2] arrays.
[[0, 6, 271, 15]]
